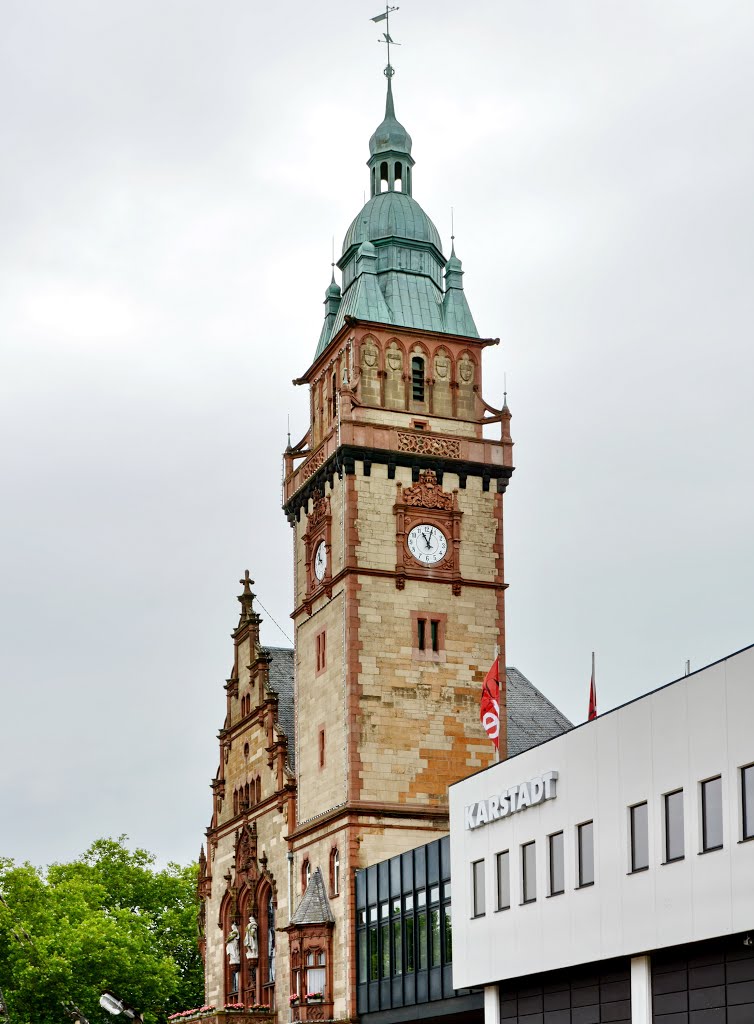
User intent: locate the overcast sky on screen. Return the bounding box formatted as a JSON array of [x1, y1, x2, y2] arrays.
[[1, 0, 753, 870]]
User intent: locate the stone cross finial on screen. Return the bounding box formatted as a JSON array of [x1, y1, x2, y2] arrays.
[[240, 570, 254, 595]]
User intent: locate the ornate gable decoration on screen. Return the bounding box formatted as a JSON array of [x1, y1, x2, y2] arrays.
[[400, 469, 453, 510], [234, 822, 259, 889], [394, 470, 463, 595]]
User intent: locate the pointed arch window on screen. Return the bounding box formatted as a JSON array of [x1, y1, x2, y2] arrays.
[[302, 858, 311, 893]]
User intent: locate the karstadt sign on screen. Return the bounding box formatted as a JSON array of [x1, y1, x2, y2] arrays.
[[464, 771, 559, 830]]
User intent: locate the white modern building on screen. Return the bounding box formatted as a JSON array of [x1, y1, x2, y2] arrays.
[[449, 643, 754, 1024]]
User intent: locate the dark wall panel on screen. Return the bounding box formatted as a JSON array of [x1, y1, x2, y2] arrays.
[[498, 957, 631, 1024], [652, 933, 754, 1023]]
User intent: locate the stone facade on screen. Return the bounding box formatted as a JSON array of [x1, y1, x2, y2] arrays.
[[196, 76, 522, 1024]]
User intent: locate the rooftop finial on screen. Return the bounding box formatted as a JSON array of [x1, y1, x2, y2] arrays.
[[370, 4, 400, 79], [451, 206, 456, 256]]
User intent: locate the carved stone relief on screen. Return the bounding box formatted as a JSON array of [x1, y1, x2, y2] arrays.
[[385, 341, 405, 410], [433, 349, 453, 417], [359, 337, 380, 405], [457, 352, 476, 418]]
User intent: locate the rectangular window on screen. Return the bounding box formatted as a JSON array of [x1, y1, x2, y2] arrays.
[[664, 789, 685, 862], [318, 728, 325, 769], [417, 618, 426, 651], [430, 908, 441, 966], [369, 907, 379, 981], [701, 776, 723, 851], [307, 967, 325, 995], [417, 894, 427, 970], [315, 631, 326, 673], [404, 900, 415, 974], [358, 932, 367, 983], [630, 802, 649, 872], [443, 902, 452, 963], [471, 860, 485, 918], [744, 765, 754, 840], [548, 832, 565, 895], [380, 903, 389, 977], [495, 851, 510, 910], [577, 821, 594, 886], [392, 918, 402, 976], [521, 842, 536, 904]]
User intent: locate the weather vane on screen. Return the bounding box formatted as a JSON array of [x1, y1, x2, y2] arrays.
[[370, 4, 400, 77]]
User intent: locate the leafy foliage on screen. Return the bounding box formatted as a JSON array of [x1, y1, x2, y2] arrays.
[[0, 837, 203, 1023]]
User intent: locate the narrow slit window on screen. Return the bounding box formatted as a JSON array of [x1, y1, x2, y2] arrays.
[[319, 728, 325, 768], [495, 850, 510, 910], [548, 832, 564, 895], [701, 776, 723, 851], [411, 356, 425, 402], [577, 822, 594, 886], [630, 802, 649, 871], [430, 620, 439, 652], [417, 618, 426, 651], [664, 789, 685, 862], [471, 860, 485, 918]]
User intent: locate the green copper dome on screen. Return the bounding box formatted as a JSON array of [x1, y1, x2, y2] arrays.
[[342, 191, 443, 255], [313, 79, 479, 360]]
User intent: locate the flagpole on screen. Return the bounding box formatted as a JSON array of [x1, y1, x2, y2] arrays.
[[494, 644, 500, 763]]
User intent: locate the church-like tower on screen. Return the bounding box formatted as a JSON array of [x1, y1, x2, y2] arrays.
[[282, 77, 514, 1017]]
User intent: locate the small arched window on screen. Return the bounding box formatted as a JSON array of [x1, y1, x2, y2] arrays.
[[380, 161, 388, 192], [256, 776, 261, 803], [244, 782, 250, 809], [233, 789, 239, 815], [244, 742, 249, 759], [302, 858, 311, 893], [395, 161, 403, 192], [411, 356, 425, 402]]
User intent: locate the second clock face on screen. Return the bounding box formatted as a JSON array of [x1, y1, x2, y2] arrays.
[[407, 524, 448, 565], [314, 540, 327, 581]]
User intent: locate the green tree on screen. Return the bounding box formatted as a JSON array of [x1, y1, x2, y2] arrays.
[[0, 837, 203, 1024]]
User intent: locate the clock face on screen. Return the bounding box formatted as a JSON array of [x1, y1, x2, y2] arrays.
[[313, 540, 327, 581], [407, 523, 448, 566]]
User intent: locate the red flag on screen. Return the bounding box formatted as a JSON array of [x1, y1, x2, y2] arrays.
[[480, 657, 500, 749], [588, 652, 597, 721]]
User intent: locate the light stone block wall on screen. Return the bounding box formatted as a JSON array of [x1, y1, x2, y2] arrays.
[[295, 591, 346, 823], [356, 572, 497, 805]]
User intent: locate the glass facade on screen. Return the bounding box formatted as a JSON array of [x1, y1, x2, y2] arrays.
[[743, 765, 753, 840], [355, 836, 479, 1018]]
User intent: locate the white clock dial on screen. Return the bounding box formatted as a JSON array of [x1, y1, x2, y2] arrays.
[[314, 541, 327, 581], [407, 524, 448, 566]]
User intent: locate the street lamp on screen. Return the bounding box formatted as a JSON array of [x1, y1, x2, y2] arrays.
[[99, 992, 142, 1022]]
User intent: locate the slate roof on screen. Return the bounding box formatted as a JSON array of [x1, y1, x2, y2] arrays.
[[506, 666, 573, 756], [290, 867, 334, 926], [266, 646, 295, 769]]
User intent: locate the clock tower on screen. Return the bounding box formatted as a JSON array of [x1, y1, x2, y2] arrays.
[[282, 76, 514, 1014]]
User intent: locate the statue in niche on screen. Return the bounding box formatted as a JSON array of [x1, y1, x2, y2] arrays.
[[244, 915, 259, 959], [459, 353, 474, 384], [226, 922, 241, 965], [385, 341, 405, 409]]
